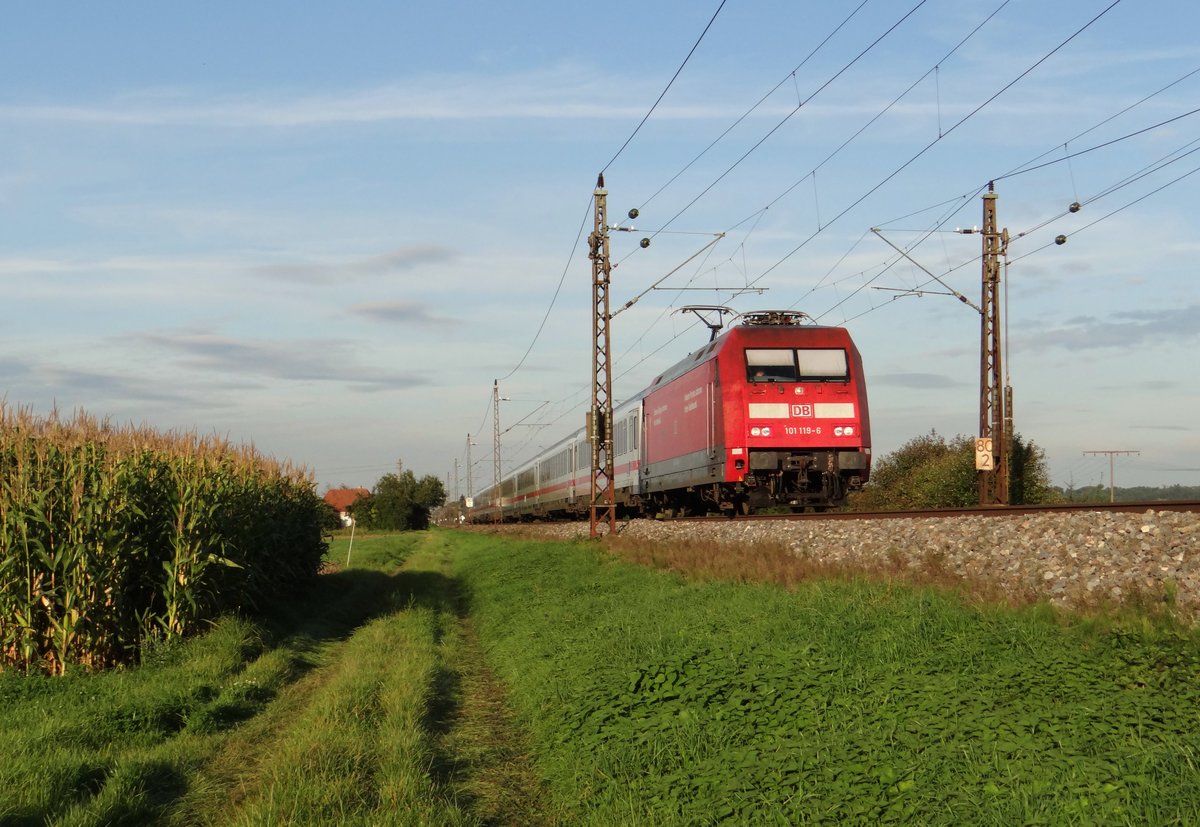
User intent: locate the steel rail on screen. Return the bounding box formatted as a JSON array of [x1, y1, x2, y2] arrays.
[[669, 500, 1200, 524]]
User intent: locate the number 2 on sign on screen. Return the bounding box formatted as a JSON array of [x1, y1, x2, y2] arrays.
[[975, 438, 994, 471]]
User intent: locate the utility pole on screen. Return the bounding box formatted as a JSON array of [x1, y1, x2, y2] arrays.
[[453, 458, 459, 502], [588, 173, 617, 537], [493, 380, 502, 523], [878, 185, 1019, 505], [465, 433, 474, 504], [1083, 450, 1139, 503], [977, 183, 1010, 506]]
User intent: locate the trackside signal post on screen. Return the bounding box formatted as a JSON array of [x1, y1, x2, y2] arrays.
[[589, 174, 617, 536]]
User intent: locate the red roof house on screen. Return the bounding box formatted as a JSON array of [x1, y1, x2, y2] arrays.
[[323, 487, 370, 523]]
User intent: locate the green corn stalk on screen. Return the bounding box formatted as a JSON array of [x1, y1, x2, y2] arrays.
[[2, 406, 323, 673]]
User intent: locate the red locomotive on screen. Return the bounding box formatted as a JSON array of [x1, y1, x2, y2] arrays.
[[474, 311, 870, 519]]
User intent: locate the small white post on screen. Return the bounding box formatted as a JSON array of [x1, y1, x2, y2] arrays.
[[345, 518, 356, 567]]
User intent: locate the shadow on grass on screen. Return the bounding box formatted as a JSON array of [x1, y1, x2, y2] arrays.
[[3, 565, 472, 827], [210, 567, 473, 731], [184, 567, 437, 737], [391, 569, 483, 804]]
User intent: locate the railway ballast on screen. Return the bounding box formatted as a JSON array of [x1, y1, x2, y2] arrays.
[[473, 507, 1200, 617]]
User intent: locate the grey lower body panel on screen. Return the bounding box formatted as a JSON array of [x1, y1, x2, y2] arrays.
[[642, 448, 725, 493]]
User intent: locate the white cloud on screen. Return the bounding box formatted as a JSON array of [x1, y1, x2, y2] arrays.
[[1022, 304, 1200, 350], [133, 332, 432, 391], [0, 67, 648, 128], [255, 245, 456, 284], [347, 300, 457, 326]]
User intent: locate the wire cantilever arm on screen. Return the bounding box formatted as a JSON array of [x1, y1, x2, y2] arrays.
[[612, 234, 726, 318], [870, 228, 982, 314]]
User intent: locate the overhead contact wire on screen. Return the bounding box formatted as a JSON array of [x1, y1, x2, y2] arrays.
[[600, 0, 728, 174], [654, 0, 932, 238], [497, 195, 594, 382], [636, 0, 873, 212], [847, 65, 1200, 304], [751, 0, 1125, 289], [993, 106, 1200, 183]]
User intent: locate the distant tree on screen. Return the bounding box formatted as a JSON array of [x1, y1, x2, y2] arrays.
[[1055, 483, 1200, 503], [1057, 484, 1107, 503], [1009, 436, 1057, 504], [848, 430, 1056, 511], [357, 461, 447, 531], [316, 499, 343, 532]]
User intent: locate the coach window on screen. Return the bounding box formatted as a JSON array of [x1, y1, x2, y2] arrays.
[[796, 349, 849, 381], [746, 349, 797, 382]]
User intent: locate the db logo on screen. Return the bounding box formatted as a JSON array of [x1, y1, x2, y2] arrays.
[[791, 404, 813, 417]]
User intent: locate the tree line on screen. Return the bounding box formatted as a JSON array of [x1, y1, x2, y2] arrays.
[[848, 431, 1195, 510], [847, 430, 1055, 511], [322, 463, 446, 531], [322, 438, 1191, 530]]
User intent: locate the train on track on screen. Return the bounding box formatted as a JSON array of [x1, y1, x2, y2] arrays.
[[470, 310, 871, 520]]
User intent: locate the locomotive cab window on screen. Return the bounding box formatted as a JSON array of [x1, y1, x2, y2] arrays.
[[747, 348, 849, 382], [797, 349, 849, 381], [746, 349, 798, 382]]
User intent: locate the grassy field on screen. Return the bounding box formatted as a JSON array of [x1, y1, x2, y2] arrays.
[[2, 528, 1199, 824], [449, 531, 1200, 824], [0, 532, 521, 825]]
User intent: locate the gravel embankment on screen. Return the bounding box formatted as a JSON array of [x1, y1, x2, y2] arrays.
[[469, 509, 1200, 615]]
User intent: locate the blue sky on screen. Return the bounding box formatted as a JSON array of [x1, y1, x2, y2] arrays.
[[2, 0, 1197, 495]]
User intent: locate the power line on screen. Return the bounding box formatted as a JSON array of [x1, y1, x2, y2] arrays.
[[497, 194, 594, 382], [833, 153, 1200, 329], [635, 0, 874, 212], [472, 3, 724, 441], [750, 0, 1125, 291], [652, 0, 933, 238], [831, 68, 1200, 316], [600, 0, 729, 174], [1008, 159, 1200, 264], [1001, 65, 1200, 178], [1083, 450, 1140, 503], [613, 0, 1010, 333], [993, 105, 1200, 183], [588, 0, 945, 370], [730, 0, 1013, 234]]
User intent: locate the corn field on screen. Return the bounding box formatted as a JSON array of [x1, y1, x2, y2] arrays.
[[0, 404, 327, 674]]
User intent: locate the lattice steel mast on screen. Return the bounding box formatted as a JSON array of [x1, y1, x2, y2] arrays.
[[978, 183, 1010, 505], [493, 380, 502, 522], [588, 174, 616, 536]]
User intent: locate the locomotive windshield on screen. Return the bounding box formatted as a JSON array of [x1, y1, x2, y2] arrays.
[[746, 348, 849, 382]]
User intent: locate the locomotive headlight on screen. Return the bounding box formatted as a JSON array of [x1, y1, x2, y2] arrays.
[[834, 427, 844, 437], [761, 426, 772, 437], [750, 427, 761, 437], [844, 426, 855, 436]]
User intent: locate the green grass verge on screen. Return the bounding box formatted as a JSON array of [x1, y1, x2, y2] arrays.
[[448, 530, 1200, 825], [206, 535, 476, 826], [7, 527, 1200, 825], [325, 530, 425, 571], [0, 530, 479, 826]]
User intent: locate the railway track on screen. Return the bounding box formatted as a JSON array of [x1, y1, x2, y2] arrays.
[[675, 500, 1200, 523]]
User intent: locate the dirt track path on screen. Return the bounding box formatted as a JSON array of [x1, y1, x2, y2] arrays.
[[167, 533, 553, 826]]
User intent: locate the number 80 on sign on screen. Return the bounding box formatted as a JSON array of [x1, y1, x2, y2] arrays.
[[975, 438, 994, 471]]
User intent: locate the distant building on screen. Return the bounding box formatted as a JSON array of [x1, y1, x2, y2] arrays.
[[323, 487, 370, 527]]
